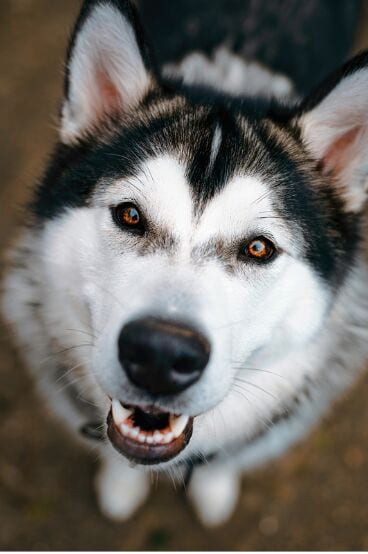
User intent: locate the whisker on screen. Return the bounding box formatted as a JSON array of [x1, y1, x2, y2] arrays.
[[75, 393, 101, 410], [166, 465, 178, 492], [232, 385, 253, 407], [64, 328, 97, 340], [234, 377, 277, 400], [52, 343, 94, 356], [233, 364, 286, 381], [54, 361, 84, 384], [229, 386, 276, 430], [39, 343, 95, 366], [53, 374, 87, 396]]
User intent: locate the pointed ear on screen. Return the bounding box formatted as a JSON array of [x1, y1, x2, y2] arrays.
[[296, 52, 368, 212], [61, 0, 154, 144]]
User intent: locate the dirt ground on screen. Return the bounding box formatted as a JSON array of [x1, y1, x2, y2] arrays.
[[2, 1, 368, 550]]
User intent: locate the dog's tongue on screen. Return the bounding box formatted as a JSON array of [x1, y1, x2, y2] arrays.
[[107, 400, 193, 464]]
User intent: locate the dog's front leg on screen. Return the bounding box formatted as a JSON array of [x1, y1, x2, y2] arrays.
[[188, 463, 240, 527], [95, 448, 150, 521]]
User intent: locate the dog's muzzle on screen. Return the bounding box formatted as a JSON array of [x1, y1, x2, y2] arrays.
[[106, 317, 210, 464]]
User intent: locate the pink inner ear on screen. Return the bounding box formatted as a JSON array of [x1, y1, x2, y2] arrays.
[[95, 66, 123, 118], [322, 126, 361, 177]]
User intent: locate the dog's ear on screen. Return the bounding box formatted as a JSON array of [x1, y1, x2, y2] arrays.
[[296, 52, 368, 212], [61, 0, 154, 144]]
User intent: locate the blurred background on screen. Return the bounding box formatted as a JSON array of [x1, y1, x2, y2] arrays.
[[2, 0, 368, 550]]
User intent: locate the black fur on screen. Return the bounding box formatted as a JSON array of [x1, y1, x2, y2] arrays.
[[138, 0, 360, 95], [298, 50, 368, 114]]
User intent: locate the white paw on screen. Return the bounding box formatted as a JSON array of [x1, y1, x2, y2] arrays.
[[188, 465, 240, 527], [95, 457, 149, 522]]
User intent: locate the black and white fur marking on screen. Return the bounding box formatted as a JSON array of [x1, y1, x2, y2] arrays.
[[3, 0, 368, 526]]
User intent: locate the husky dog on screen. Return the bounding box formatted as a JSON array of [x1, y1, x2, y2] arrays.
[[3, 0, 368, 526]]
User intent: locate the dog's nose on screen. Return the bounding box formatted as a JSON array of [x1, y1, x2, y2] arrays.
[[118, 317, 210, 395]]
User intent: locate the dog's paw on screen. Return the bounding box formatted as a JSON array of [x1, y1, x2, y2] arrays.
[[95, 458, 149, 522], [188, 465, 240, 527]]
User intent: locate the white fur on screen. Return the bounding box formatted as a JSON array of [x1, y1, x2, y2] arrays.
[[61, 3, 150, 144], [188, 464, 240, 527], [208, 124, 222, 169], [95, 445, 150, 521], [300, 68, 368, 212], [164, 46, 295, 100]]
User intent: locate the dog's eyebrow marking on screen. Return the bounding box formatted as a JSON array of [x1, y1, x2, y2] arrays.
[[137, 227, 178, 256], [208, 123, 222, 170], [191, 238, 237, 273]]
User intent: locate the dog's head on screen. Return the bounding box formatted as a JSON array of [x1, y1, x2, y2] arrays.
[[36, 0, 367, 466]]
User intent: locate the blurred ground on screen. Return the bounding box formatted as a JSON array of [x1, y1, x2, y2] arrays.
[[1, 0, 368, 550]]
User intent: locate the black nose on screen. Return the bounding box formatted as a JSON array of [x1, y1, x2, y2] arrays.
[[118, 317, 210, 395]]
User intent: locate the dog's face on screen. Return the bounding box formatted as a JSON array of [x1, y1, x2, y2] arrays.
[[36, 0, 367, 466]]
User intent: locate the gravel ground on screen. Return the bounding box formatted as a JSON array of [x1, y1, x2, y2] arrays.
[[1, 1, 368, 550]]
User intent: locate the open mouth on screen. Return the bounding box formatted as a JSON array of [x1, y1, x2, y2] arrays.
[[107, 399, 193, 464]]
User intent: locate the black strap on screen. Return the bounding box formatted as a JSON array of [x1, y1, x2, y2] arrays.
[[79, 421, 105, 441], [183, 460, 196, 487], [182, 452, 217, 488]]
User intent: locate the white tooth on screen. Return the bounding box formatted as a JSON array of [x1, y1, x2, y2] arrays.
[[138, 433, 146, 443], [130, 427, 139, 438], [163, 432, 173, 444], [153, 431, 163, 444], [121, 423, 130, 435], [170, 414, 189, 438], [111, 399, 133, 426], [146, 435, 154, 444]]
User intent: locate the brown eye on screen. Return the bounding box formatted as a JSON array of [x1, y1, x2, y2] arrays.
[[112, 203, 145, 234], [241, 236, 276, 262]]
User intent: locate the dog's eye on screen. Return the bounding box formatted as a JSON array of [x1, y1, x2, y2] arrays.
[[112, 203, 145, 234], [240, 237, 276, 262]]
